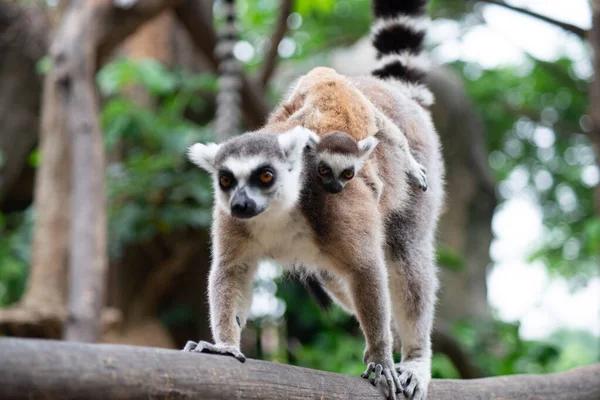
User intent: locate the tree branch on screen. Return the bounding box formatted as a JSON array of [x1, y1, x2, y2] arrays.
[[432, 330, 483, 379], [1, 338, 599, 399], [258, 0, 294, 88], [478, 0, 588, 40]]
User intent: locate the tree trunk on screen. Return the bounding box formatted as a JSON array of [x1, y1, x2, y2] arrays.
[[0, 2, 49, 213], [0, 0, 184, 339]]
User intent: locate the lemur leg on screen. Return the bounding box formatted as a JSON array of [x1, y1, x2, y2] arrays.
[[316, 270, 355, 313], [182, 258, 257, 363], [386, 251, 437, 400], [375, 112, 427, 191], [336, 252, 402, 400]]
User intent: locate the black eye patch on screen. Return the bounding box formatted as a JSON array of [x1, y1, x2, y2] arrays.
[[318, 163, 332, 177], [218, 170, 236, 190], [250, 165, 276, 188], [341, 168, 355, 180]]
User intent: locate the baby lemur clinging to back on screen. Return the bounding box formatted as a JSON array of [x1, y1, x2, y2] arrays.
[[314, 131, 381, 197], [184, 1, 443, 400]]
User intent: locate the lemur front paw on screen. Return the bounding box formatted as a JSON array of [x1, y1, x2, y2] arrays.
[[395, 360, 430, 400], [407, 156, 428, 192], [182, 340, 246, 363], [361, 351, 401, 400]]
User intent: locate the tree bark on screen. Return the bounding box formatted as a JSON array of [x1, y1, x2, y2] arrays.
[[0, 2, 50, 212], [52, 0, 108, 343], [1, 338, 599, 400]]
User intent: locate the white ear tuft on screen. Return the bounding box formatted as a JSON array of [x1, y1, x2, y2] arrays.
[[278, 126, 318, 163], [358, 136, 379, 161], [187, 142, 221, 173]]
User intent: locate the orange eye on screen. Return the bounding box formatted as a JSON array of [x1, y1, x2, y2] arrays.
[[318, 165, 330, 177], [219, 175, 232, 188], [260, 170, 274, 184], [343, 170, 355, 179]]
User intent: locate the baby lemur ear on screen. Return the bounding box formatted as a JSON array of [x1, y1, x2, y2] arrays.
[[278, 126, 319, 163], [357, 136, 379, 161], [188, 142, 221, 173]]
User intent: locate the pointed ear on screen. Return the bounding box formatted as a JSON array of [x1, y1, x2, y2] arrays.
[[187, 142, 221, 173], [358, 136, 379, 161], [278, 126, 318, 163]]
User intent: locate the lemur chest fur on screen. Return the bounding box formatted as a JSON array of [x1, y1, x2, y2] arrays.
[[244, 213, 326, 268]]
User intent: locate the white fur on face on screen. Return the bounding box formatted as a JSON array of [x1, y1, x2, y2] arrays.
[[214, 155, 304, 218], [318, 151, 362, 176]]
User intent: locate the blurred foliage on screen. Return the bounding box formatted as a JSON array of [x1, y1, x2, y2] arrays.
[[97, 59, 216, 258], [0, 210, 32, 306], [451, 57, 599, 283]]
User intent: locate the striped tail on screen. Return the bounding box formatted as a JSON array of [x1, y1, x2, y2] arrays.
[[371, 0, 434, 106], [214, 0, 243, 141]]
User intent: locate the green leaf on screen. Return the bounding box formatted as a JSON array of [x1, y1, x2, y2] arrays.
[[136, 59, 177, 96], [436, 246, 465, 271]]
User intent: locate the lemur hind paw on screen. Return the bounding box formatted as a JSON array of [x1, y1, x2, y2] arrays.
[[395, 361, 430, 400], [361, 361, 402, 400], [182, 340, 246, 363], [407, 157, 428, 192]]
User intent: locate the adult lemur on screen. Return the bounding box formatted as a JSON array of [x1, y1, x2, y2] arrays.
[[185, 1, 443, 399]]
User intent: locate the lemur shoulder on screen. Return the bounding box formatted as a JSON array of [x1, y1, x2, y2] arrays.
[[185, 1, 443, 400]]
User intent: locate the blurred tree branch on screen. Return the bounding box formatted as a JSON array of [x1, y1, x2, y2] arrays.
[[258, 0, 294, 88], [478, 0, 588, 40], [174, 0, 270, 129], [432, 330, 483, 379]]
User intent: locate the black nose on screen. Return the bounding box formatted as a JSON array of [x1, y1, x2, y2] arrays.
[[324, 182, 343, 194], [231, 197, 258, 219]]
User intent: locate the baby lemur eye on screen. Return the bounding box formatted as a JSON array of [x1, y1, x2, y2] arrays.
[[318, 164, 331, 177], [342, 169, 355, 180]]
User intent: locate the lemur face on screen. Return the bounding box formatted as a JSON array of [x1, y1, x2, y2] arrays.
[[188, 127, 318, 219], [315, 132, 379, 194]]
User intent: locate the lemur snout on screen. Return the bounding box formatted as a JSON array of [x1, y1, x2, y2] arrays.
[[230, 190, 258, 219], [323, 181, 343, 194]]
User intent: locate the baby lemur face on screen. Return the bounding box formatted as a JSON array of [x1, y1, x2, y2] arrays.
[[315, 132, 378, 194], [188, 127, 317, 220]]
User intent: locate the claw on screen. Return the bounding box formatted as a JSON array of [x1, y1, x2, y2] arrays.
[[361, 362, 376, 379], [395, 361, 429, 400], [182, 340, 197, 352], [362, 362, 399, 400], [370, 364, 383, 386], [181, 340, 246, 363]]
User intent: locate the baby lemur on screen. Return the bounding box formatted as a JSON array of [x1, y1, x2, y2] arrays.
[[314, 131, 381, 197], [314, 129, 427, 200], [185, 1, 443, 400]]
